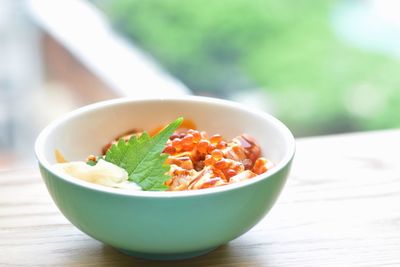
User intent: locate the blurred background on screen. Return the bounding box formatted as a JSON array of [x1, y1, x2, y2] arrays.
[[1, 0, 399, 169]]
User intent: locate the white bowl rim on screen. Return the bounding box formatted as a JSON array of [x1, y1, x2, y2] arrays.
[[35, 96, 295, 198]]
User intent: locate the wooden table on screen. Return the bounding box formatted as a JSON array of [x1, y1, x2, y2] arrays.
[[1, 130, 400, 266]]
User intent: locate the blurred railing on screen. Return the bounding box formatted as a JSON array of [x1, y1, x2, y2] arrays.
[[1, 0, 190, 168], [28, 0, 190, 98]]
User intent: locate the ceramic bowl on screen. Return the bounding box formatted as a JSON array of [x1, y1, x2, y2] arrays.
[[35, 96, 295, 260]]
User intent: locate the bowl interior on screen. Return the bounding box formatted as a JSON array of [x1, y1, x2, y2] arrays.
[[37, 97, 294, 186]]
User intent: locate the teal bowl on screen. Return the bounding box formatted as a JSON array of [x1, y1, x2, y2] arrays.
[[35, 96, 295, 260]]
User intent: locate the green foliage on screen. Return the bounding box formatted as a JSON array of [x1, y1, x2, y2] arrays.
[[95, 0, 400, 135], [105, 117, 183, 191]]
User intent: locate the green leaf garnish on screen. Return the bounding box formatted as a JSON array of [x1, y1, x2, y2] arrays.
[[86, 159, 97, 166], [104, 117, 183, 191]]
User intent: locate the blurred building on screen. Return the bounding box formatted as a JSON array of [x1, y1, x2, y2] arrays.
[[0, 0, 188, 169]]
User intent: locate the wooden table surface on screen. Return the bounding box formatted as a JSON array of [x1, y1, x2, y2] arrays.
[[1, 130, 400, 267]]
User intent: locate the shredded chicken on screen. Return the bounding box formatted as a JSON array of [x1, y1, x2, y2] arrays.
[[102, 122, 273, 191]]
